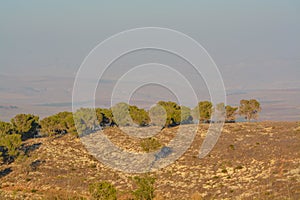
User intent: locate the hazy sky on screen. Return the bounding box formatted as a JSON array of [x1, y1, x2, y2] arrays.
[[1, 1, 299, 85], [0, 1, 300, 121]]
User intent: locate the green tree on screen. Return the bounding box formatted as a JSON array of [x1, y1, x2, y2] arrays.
[[0, 121, 15, 162], [89, 181, 117, 200], [39, 116, 59, 136], [0, 133, 22, 160], [11, 114, 39, 140], [0, 121, 14, 136], [40, 112, 76, 136], [96, 108, 114, 127], [132, 175, 156, 200], [95, 108, 104, 125], [180, 106, 193, 124], [129, 105, 150, 127], [193, 101, 213, 123], [111, 102, 132, 126], [214, 103, 225, 121], [73, 108, 98, 135], [149, 104, 167, 127], [155, 101, 181, 127], [225, 105, 238, 122], [0, 121, 22, 162], [239, 99, 261, 122]]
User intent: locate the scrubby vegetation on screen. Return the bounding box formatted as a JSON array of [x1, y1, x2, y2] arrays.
[[0, 114, 39, 163], [140, 137, 161, 153], [0, 99, 264, 198], [40, 111, 76, 136], [0, 99, 261, 164], [89, 181, 117, 200], [0, 120, 299, 199], [132, 175, 156, 200]]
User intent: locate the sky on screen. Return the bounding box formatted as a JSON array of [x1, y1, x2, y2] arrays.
[[0, 0, 299, 121]]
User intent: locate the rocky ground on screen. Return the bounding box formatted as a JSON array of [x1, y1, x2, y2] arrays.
[[0, 122, 299, 199]]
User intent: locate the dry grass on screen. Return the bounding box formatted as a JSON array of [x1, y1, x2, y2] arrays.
[[0, 122, 299, 199]]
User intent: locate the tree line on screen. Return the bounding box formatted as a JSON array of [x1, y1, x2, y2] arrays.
[[0, 99, 261, 163]]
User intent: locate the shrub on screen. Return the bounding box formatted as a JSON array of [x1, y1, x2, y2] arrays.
[[140, 138, 161, 153], [132, 175, 155, 200], [89, 181, 117, 200]]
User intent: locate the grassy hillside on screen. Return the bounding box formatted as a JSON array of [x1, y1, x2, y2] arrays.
[[0, 122, 299, 199]]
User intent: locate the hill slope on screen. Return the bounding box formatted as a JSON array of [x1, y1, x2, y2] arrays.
[[0, 122, 299, 199]]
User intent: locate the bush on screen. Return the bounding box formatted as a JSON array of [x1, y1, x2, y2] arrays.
[[140, 138, 161, 153], [132, 175, 156, 200], [89, 181, 117, 200]]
